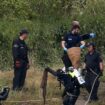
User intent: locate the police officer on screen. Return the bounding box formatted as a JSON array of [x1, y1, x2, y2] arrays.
[[84, 43, 104, 101], [43, 67, 81, 105], [61, 21, 80, 70], [12, 29, 29, 90], [57, 69, 80, 105], [61, 24, 95, 69], [61, 22, 96, 85]]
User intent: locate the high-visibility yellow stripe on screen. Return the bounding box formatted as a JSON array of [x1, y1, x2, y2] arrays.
[[68, 72, 75, 78]]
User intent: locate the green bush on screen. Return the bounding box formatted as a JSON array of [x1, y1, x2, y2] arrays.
[[0, 0, 105, 70]]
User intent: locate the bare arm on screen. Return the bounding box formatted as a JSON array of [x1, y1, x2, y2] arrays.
[[98, 53, 104, 72], [83, 63, 86, 69], [100, 62, 104, 72], [61, 40, 66, 49], [80, 41, 85, 46]]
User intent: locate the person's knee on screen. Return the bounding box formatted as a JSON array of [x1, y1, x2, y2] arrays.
[[63, 95, 77, 105], [63, 95, 69, 105]]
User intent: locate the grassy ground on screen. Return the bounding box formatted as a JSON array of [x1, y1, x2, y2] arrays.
[[0, 67, 105, 105]]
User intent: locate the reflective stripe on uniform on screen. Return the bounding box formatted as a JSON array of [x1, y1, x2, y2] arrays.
[[68, 72, 75, 78]]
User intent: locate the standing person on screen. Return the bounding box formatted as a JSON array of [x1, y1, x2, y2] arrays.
[[84, 43, 104, 101], [61, 21, 80, 71], [12, 29, 29, 91]]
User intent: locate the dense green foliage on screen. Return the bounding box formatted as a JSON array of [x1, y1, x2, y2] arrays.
[[0, 0, 105, 70]]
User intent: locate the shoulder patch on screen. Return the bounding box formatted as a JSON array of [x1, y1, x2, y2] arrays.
[[13, 44, 19, 48]]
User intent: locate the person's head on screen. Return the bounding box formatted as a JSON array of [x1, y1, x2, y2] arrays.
[[87, 43, 96, 52], [71, 25, 80, 35], [19, 29, 29, 40], [72, 21, 80, 27]]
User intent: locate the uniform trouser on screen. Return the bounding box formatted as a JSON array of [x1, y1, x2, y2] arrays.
[[63, 88, 80, 105], [13, 65, 27, 90], [85, 72, 100, 100], [62, 53, 72, 69]]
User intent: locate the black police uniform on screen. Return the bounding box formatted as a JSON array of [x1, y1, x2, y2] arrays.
[[12, 38, 29, 90], [45, 68, 81, 105], [84, 51, 102, 100], [63, 32, 92, 49], [56, 69, 80, 105], [61, 32, 91, 69], [62, 50, 72, 70]]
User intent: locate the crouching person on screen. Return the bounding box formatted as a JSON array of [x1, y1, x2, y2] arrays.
[[84, 43, 104, 101], [57, 69, 81, 105], [41, 67, 81, 105]]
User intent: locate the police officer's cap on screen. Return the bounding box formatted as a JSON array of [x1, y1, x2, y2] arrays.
[[86, 42, 96, 47], [20, 29, 29, 36]]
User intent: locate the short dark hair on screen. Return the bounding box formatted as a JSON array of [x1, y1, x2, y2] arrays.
[[20, 29, 29, 36], [71, 25, 80, 31]]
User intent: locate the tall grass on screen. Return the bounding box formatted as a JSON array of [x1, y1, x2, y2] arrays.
[[0, 68, 105, 105]]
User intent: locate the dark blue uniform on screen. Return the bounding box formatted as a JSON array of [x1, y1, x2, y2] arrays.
[[61, 32, 91, 69], [63, 32, 91, 49], [84, 51, 102, 100], [12, 38, 29, 90], [58, 73, 80, 105], [85, 51, 102, 74], [44, 68, 81, 105]]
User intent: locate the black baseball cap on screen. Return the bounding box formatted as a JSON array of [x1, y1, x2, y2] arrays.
[[20, 29, 29, 36], [86, 42, 96, 47]]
